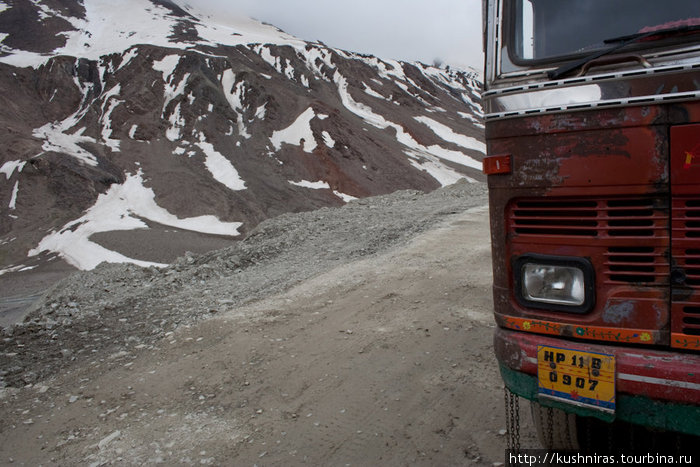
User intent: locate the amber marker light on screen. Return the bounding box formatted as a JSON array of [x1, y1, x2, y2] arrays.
[[482, 154, 511, 175]]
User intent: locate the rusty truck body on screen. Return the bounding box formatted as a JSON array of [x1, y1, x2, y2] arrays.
[[482, 0, 700, 451]]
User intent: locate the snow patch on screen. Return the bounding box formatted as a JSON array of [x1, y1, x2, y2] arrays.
[[180, 3, 305, 51], [33, 121, 98, 166], [100, 84, 122, 151], [289, 180, 356, 203], [414, 116, 485, 154], [221, 69, 252, 139], [29, 170, 243, 270], [404, 150, 475, 187], [221, 69, 244, 110], [255, 103, 267, 120], [290, 180, 330, 190], [253, 46, 300, 83], [236, 115, 251, 139], [270, 107, 319, 153], [322, 131, 335, 148], [166, 103, 185, 141], [0, 264, 36, 277], [117, 47, 139, 71], [335, 72, 482, 179], [333, 191, 357, 203], [363, 82, 385, 100], [299, 47, 336, 81], [0, 160, 26, 179], [152, 55, 180, 82], [30, 0, 62, 21], [195, 134, 246, 191], [0, 0, 307, 68], [360, 56, 406, 81], [458, 111, 485, 129], [255, 45, 277, 69], [9, 181, 19, 209], [162, 71, 190, 115]]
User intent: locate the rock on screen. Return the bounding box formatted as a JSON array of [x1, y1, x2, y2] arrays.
[[98, 430, 121, 450], [0, 182, 486, 390]]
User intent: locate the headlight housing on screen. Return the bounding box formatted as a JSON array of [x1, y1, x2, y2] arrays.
[[514, 254, 595, 313]]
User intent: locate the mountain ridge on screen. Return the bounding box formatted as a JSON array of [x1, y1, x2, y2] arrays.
[[0, 0, 484, 277]]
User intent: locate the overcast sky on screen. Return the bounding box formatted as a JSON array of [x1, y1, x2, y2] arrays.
[[187, 0, 484, 71]]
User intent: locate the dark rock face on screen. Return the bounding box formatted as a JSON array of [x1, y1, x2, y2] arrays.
[[0, 0, 84, 54], [0, 0, 484, 272]]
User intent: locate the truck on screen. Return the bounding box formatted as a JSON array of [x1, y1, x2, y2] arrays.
[[481, 0, 700, 453]]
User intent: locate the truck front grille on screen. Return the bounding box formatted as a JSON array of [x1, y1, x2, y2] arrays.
[[678, 198, 700, 238], [510, 197, 667, 238], [509, 195, 700, 349], [682, 306, 700, 336], [604, 246, 667, 286], [673, 196, 700, 340], [509, 196, 669, 286]]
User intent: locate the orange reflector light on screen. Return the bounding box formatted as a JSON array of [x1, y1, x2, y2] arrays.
[[482, 154, 511, 175]]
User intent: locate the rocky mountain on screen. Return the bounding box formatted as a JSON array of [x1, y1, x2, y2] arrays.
[[0, 0, 484, 277]]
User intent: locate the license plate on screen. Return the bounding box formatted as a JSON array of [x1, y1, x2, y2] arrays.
[[537, 345, 616, 413]]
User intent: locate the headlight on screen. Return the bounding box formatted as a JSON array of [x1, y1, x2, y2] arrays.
[[514, 255, 594, 313], [522, 264, 585, 305]]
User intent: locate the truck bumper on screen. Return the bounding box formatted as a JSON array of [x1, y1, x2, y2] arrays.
[[494, 327, 700, 435]]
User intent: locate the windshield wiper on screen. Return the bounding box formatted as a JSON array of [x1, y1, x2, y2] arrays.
[[548, 24, 700, 80]]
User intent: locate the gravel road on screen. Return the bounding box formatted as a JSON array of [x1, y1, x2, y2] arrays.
[[0, 181, 537, 465]]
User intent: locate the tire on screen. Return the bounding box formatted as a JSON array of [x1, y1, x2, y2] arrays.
[[530, 401, 580, 450], [531, 401, 698, 454], [574, 414, 698, 455]]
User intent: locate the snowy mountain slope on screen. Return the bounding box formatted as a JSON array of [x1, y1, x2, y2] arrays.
[[0, 0, 484, 275]]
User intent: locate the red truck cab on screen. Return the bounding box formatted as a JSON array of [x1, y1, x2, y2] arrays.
[[482, 0, 700, 451]]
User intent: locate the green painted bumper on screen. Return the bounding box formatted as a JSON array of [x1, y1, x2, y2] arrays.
[[500, 364, 700, 436]]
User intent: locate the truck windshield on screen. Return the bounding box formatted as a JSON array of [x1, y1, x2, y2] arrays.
[[508, 0, 700, 64]]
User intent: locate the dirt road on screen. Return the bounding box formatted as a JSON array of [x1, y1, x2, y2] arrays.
[[0, 204, 537, 465]]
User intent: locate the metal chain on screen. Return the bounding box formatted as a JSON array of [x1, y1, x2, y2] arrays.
[[546, 406, 554, 449], [504, 387, 521, 453], [514, 395, 520, 451], [564, 410, 572, 450], [504, 387, 512, 451], [509, 389, 516, 450]]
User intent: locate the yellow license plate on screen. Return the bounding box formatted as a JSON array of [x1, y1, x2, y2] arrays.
[[537, 345, 616, 413]]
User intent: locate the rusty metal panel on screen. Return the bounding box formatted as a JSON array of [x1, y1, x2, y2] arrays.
[[487, 105, 672, 346], [494, 328, 700, 405], [489, 124, 669, 191], [504, 193, 670, 345], [670, 123, 700, 350], [487, 102, 700, 349]]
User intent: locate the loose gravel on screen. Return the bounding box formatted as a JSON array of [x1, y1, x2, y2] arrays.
[[0, 181, 487, 388]]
